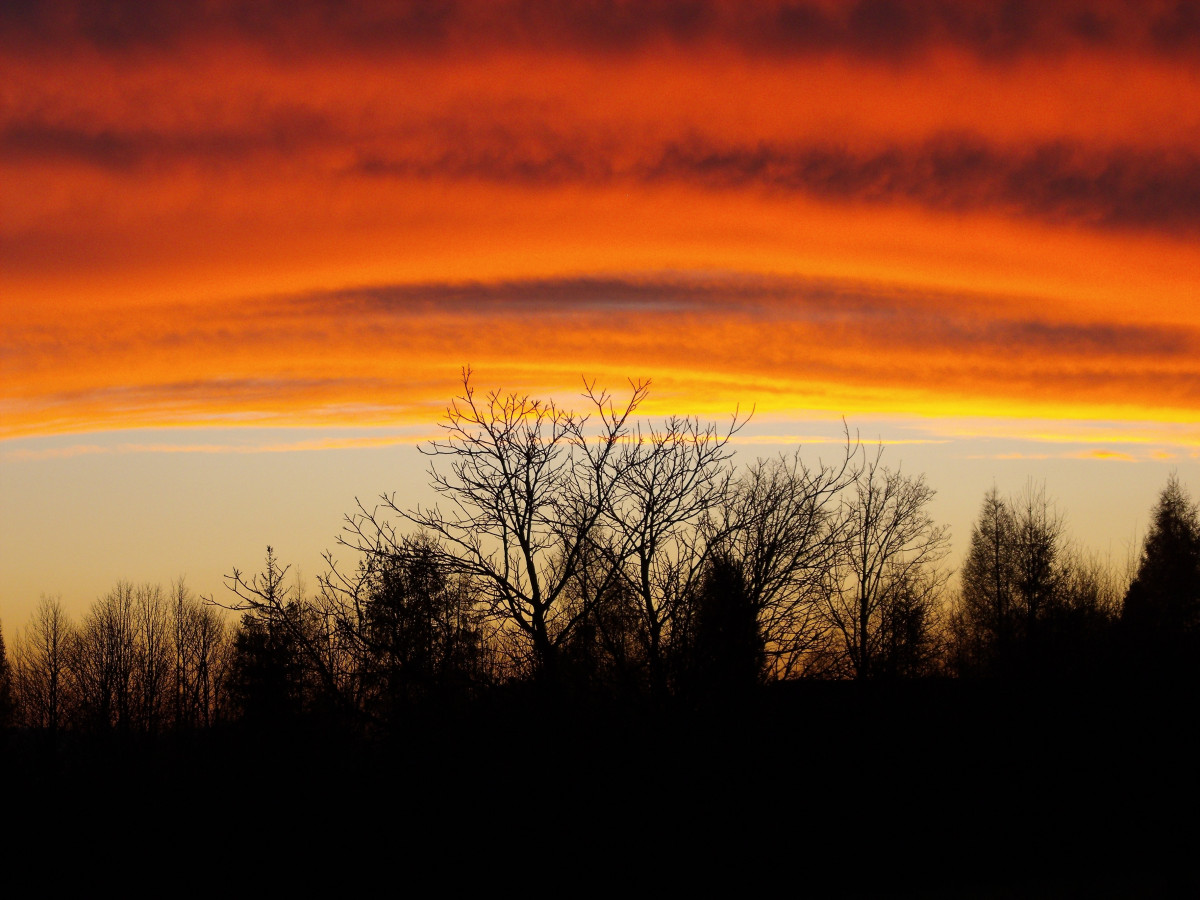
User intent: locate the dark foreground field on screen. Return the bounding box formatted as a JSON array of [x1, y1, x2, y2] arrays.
[[5, 679, 1196, 896]]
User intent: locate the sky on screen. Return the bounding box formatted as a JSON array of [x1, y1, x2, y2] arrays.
[[2, 0, 1198, 628]]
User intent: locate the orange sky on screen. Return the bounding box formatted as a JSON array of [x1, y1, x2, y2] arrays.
[[2, 1, 1198, 622], [4, 0, 1200, 441]]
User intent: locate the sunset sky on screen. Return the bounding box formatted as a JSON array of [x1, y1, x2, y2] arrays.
[[2, 0, 1198, 627]]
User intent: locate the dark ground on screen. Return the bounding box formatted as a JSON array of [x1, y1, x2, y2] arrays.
[[4, 680, 1196, 896]]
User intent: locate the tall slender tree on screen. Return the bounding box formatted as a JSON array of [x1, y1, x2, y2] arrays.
[[14, 595, 73, 732], [825, 450, 950, 680], [953, 486, 1018, 673]]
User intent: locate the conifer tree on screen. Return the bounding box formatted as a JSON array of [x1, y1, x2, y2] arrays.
[[1123, 475, 1200, 638]]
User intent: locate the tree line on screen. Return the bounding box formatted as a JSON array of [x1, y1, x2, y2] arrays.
[[2, 371, 1197, 736]]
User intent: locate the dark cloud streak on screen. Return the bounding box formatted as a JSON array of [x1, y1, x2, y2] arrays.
[[641, 136, 1200, 233], [352, 130, 1200, 235], [7, 103, 1200, 234], [4, 1, 1198, 61], [270, 273, 1198, 361], [6, 272, 1196, 433], [0, 108, 333, 171]]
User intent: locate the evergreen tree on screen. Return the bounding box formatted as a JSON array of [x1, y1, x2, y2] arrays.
[[954, 487, 1018, 672], [358, 536, 486, 712], [1122, 475, 1200, 659], [224, 548, 312, 725], [952, 483, 1112, 677]]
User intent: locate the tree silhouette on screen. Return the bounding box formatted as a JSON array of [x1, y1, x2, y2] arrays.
[[1010, 483, 1067, 660], [0, 622, 14, 730], [712, 444, 859, 680], [171, 579, 229, 730], [953, 483, 1120, 677], [1122, 474, 1200, 670], [342, 368, 649, 684], [73, 581, 137, 733], [686, 551, 763, 697], [356, 535, 488, 712], [953, 486, 1017, 673], [599, 411, 743, 695], [13, 586, 234, 735], [221, 547, 324, 725], [14, 595, 73, 732], [552, 534, 645, 694], [824, 449, 950, 679], [68, 581, 182, 734], [134, 582, 172, 733]]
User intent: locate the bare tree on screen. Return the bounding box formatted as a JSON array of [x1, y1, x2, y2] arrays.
[[341, 368, 649, 681], [599, 412, 743, 694], [824, 449, 951, 680], [1058, 548, 1125, 624], [713, 439, 859, 680], [132, 582, 172, 733], [1049, 545, 1124, 672], [72, 581, 139, 731], [13, 595, 73, 731], [172, 579, 230, 729], [0, 621, 12, 728]]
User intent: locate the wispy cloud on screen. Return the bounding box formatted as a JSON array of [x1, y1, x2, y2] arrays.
[[925, 417, 1200, 447], [965, 451, 1056, 460], [964, 449, 1149, 461], [1072, 448, 1139, 461], [4, 432, 432, 461], [732, 433, 950, 447]]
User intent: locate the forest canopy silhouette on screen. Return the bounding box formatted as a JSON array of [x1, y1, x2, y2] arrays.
[[5, 370, 1197, 737], [5, 370, 1198, 891]]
